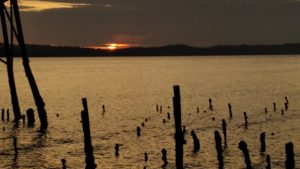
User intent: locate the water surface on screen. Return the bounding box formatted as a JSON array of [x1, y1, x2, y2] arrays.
[[0, 55, 299, 168]]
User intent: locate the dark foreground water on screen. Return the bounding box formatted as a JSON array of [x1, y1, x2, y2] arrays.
[[0, 55, 299, 168]]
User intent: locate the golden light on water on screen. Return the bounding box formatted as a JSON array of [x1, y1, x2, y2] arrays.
[[18, 0, 89, 12]]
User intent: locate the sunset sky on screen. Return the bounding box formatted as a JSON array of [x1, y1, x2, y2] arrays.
[[3, 0, 300, 48]]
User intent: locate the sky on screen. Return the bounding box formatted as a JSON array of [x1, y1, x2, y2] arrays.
[[2, 0, 300, 48]]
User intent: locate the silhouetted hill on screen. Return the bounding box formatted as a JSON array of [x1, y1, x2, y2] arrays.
[[1, 43, 300, 57]]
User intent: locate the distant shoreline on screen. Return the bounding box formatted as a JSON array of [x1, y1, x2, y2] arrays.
[[1, 43, 300, 57]]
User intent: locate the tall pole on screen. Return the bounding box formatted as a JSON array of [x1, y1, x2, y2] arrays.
[[10, 0, 48, 129], [173, 85, 184, 169], [0, 2, 21, 121]]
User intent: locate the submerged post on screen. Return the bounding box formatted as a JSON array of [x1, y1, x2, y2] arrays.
[[214, 130, 223, 169], [173, 85, 184, 169], [266, 154, 271, 169], [81, 98, 96, 169], [260, 132, 266, 153], [228, 103, 232, 118], [238, 140, 252, 169], [222, 119, 227, 147], [191, 130, 200, 152], [285, 142, 295, 169]]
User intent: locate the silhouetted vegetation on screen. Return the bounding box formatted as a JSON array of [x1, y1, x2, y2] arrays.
[[1, 43, 300, 57]]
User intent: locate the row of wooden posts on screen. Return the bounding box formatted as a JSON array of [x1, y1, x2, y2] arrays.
[[77, 85, 295, 169]]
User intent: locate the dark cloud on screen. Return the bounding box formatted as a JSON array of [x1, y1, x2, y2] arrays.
[[17, 0, 300, 46]]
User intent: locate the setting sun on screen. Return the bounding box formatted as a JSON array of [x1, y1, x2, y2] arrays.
[[88, 43, 132, 50]]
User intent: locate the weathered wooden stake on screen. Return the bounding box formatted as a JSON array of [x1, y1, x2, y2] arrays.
[[144, 152, 148, 162], [81, 98, 96, 169], [266, 154, 271, 169], [137, 126, 141, 136], [285, 142, 295, 169], [228, 103, 232, 118], [243, 112, 248, 127], [273, 102, 276, 112], [222, 119, 227, 147], [156, 104, 159, 112], [284, 103, 288, 111], [115, 144, 119, 156], [102, 105, 105, 113], [26, 108, 35, 126], [284, 96, 289, 105], [161, 148, 168, 167], [197, 107, 199, 113], [1, 109, 4, 121], [173, 85, 184, 169], [214, 130, 223, 169], [191, 130, 200, 152], [209, 98, 213, 111], [238, 140, 252, 169], [265, 107, 268, 114], [281, 109, 284, 116], [260, 132, 266, 153], [61, 159, 67, 169]]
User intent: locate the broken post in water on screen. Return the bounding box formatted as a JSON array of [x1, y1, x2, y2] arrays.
[[191, 130, 200, 152], [285, 142, 295, 169], [260, 132, 266, 153], [266, 154, 271, 169], [228, 103, 232, 118], [161, 148, 168, 167], [222, 119, 227, 147], [81, 98, 96, 169], [214, 130, 223, 169], [173, 85, 184, 169], [243, 112, 248, 127], [1, 109, 4, 121], [238, 140, 252, 169]]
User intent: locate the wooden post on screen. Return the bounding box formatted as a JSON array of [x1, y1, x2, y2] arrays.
[[214, 130, 223, 169], [144, 152, 148, 161], [10, 0, 48, 129], [260, 132, 266, 153], [61, 159, 67, 169], [115, 144, 119, 156], [285, 142, 295, 169], [81, 98, 96, 169], [173, 85, 184, 169], [273, 102, 276, 112], [238, 140, 252, 169], [161, 148, 168, 167], [266, 154, 271, 169], [228, 103, 232, 118], [265, 107, 268, 114], [191, 130, 200, 152], [136, 126, 141, 136], [0, 4, 22, 122], [1, 109, 4, 121], [243, 112, 248, 127], [26, 108, 35, 126]]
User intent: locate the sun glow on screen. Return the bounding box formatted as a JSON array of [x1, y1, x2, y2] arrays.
[[89, 43, 132, 50]]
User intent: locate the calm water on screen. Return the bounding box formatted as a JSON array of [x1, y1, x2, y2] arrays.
[[0, 55, 299, 169]]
